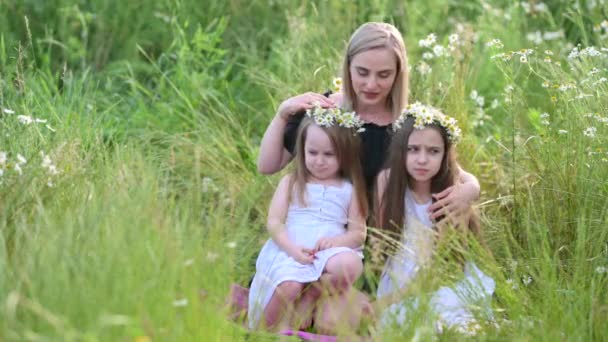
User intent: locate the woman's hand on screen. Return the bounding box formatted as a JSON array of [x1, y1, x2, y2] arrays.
[[313, 237, 336, 252], [428, 183, 476, 222], [290, 245, 316, 264], [276, 92, 335, 121]]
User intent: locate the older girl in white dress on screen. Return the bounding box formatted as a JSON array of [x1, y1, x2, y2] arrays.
[[248, 106, 368, 331], [375, 103, 495, 333]]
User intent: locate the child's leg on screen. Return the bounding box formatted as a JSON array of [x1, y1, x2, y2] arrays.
[[293, 282, 323, 329], [319, 251, 363, 295], [314, 288, 372, 335], [313, 252, 365, 335], [293, 252, 363, 331], [263, 281, 305, 331]]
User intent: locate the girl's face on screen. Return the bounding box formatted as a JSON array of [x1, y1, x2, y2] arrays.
[[349, 47, 397, 109], [304, 125, 340, 182], [405, 127, 445, 185]]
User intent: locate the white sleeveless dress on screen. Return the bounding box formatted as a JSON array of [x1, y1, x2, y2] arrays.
[[377, 189, 495, 332], [248, 181, 362, 329]]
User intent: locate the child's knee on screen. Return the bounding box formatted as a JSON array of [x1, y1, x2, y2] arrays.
[[276, 281, 304, 302], [327, 253, 363, 291], [339, 254, 363, 282]]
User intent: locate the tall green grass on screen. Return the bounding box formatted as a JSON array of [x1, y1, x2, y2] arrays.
[[0, 0, 607, 340]]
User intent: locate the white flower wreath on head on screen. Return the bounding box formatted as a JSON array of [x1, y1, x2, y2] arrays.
[[306, 102, 366, 133], [393, 101, 462, 144]]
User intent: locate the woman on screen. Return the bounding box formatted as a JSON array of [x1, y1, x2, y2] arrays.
[[258, 22, 478, 232]]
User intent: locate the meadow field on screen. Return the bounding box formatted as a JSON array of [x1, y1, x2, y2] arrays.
[[0, 0, 607, 340]]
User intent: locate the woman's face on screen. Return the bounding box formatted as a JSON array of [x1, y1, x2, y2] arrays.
[[349, 47, 397, 109]]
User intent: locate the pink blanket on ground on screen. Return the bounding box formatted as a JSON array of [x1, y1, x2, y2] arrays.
[[228, 283, 340, 341]]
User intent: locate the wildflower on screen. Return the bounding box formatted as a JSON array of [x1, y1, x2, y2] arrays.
[[422, 52, 435, 60], [448, 33, 460, 51], [543, 30, 564, 41], [470, 90, 485, 107], [226, 241, 237, 249], [419, 33, 437, 48], [332, 77, 343, 93], [575, 93, 592, 100], [550, 96, 557, 104], [184, 259, 194, 267], [544, 50, 554, 55], [593, 77, 607, 85], [558, 130, 568, 134], [172, 298, 188, 307], [520, 55, 528, 63], [433, 44, 447, 57], [416, 62, 432, 75], [2, 108, 15, 114], [0, 152, 6, 166], [14, 163, 22, 175], [17, 115, 34, 125], [17, 115, 47, 125], [486, 38, 504, 49], [491, 99, 499, 109], [504, 85, 514, 93], [582, 46, 602, 57], [540, 112, 550, 125], [583, 127, 597, 138], [542, 81, 550, 88], [522, 275, 533, 286], [506, 278, 519, 290], [448, 33, 459, 45], [16, 154, 27, 165], [544, 57, 552, 63], [589, 68, 600, 75], [568, 46, 580, 59]]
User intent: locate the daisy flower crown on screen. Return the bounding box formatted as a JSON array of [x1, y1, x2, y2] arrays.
[[306, 102, 366, 133], [393, 102, 462, 144]]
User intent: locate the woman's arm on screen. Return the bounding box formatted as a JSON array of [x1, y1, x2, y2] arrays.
[[428, 165, 480, 221], [257, 92, 335, 174], [257, 116, 293, 174]]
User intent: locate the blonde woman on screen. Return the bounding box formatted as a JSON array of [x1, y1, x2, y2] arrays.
[[258, 22, 479, 223]]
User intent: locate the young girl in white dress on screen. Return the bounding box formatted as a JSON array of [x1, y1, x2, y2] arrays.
[[248, 106, 368, 331], [374, 103, 495, 334]]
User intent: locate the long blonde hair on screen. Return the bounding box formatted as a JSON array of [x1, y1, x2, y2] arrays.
[[341, 22, 409, 120], [289, 118, 368, 217]]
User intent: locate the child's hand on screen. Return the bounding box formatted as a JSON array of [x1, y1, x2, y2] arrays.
[[313, 237, 336, 252], [291, 246, 315, 265]]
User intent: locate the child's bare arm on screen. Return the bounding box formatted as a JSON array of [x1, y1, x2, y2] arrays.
[[267, 175, 314, 264]]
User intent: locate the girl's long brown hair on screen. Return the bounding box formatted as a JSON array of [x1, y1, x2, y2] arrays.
[[289, 117, 368, 217], [376, 117, 480, 259]]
